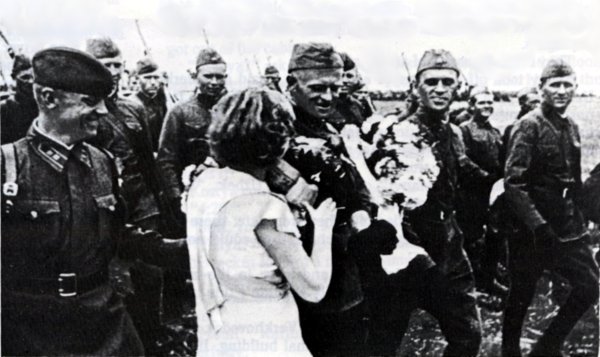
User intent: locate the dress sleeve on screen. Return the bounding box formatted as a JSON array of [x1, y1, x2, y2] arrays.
[[256, 193, 301, 239]]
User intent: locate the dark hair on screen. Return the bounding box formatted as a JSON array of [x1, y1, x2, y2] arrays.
[[209, 88, 296, 168]]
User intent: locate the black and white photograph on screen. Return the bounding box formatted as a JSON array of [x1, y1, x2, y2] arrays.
[[1, 0, 599, 356]]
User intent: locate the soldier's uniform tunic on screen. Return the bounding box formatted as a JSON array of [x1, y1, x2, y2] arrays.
[[503, 104, 599, 354], [1, 126, 144, 356], [1, 89, 39, 144]]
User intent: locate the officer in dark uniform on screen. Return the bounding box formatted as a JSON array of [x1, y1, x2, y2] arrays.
[[282, 42, 395, 357], [133, 57, 169, 151], [394, 49, 483, 357], [457, 87, 505, 292], [1, 53, 39, 143], [156, 47, 227, 236], [581, 162, 600, 224], [0, 46, 184, 356], [503, 59, 599, 357]]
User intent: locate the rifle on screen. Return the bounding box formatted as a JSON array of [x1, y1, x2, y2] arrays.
[[134, 19, 152, 57], [0, 30, 16, 59], [401, 52, 412, 88]]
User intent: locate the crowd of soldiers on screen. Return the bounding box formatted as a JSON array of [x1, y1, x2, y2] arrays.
[[1, 35, 599, 357]]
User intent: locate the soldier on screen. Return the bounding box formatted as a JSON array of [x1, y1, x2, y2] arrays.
[[502, 87, 541, 150], [1, 54, 39, 143], [156, 47, 227, 236], [263, 64, 282, 92], [132, 57, 170, 151], [328, 52, 375, 130], [282, 42, 396, 357], [502, 59, 599, 356], [581, 163, 600, 224], [383, 49, 483, 356], [0, 46, 184, 356], [457, 87, 505, 293], [86, 37, 170, 354]]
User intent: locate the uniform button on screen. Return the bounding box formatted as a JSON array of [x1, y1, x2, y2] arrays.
[[30, 211, 38, 219], [108, 205, 116, 212]]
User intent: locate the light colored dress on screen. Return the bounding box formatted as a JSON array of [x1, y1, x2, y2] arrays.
[[186, 167, 311, 357]]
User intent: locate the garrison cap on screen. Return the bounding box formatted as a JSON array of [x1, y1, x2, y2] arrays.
[[517, 87, 539, 102], [11, 53, 32, 78], [416, 49, 460, 78], [196, 48, 226, 69], [85, 37, 121, 59], [540, 59, 574, 81], [264, 65, 280, 77], [470, 86, 493, 100], [136, 57, 159, 75], [33, 46, 113, 97], [287, 42, 343, 73], [339, 52, 356, 71]]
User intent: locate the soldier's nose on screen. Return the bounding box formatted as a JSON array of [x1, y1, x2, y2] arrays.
[[95, 100, 108, 115]]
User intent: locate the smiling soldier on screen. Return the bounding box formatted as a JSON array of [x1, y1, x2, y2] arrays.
[[457, 87, 504, 293], [502, 59, 599, 357]]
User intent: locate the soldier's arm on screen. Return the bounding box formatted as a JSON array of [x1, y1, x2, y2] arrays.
[[580, 163, 600, 223], [156, 106, 184, 200], [504, 118, 546, 230], [451, 124, 491, 182]]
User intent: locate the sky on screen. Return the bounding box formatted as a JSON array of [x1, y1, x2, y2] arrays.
[[1, 0, 599, 94]]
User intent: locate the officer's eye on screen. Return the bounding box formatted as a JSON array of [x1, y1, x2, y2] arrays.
[[309, 85, 327, 92], [81, 96, 102, 107], [441, 78, 456, 86]]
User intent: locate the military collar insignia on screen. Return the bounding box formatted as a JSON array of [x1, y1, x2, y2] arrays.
[[30, 122, 92, 172]]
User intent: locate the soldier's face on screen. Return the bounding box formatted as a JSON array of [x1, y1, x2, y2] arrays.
[[265, 76, 281, 91], [197, 64, 227, 98], [15, 68, 34, 94], [290, 68, 343, 119], [56, 91, 108, 143], [98, 56, 124, 90], [416, 69, 459, 112], [540, 75, 576, 112], [342, 68, 360, 94], [472, 93, 494, 119], [524, 93, 541, 111], [139, 71, 161, 97]]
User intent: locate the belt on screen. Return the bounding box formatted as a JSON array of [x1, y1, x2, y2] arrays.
[[4, 270, 108, 298]]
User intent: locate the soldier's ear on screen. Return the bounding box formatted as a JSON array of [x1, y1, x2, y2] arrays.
[[36, 86, 59, 109]]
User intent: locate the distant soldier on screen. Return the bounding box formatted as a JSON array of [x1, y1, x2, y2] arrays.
[[133, 57, 169, 151], [263, 64, 282, 92], [457, 87, 505, 293], [1, 46, 183, 357], [156, 47, 227, 235], [581, 163, 600, 224], [502, 87, 541, 150], [1, 54, 38, 143], [502, 59, 599, 356], [329, 52, 375, 130]]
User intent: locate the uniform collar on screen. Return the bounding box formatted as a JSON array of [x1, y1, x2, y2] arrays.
[[29, 120, 92, 172], [541, 103, 571, 129]]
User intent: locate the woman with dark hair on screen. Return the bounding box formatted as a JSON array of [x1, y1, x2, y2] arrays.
[[185, 88, 336, 356]]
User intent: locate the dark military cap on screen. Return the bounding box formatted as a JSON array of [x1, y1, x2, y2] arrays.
[[264, 65, 280, 78], [287, 42, 343, 73], [33, 47, 113, 97], [11, 54, 32, 78], [136, 57, 159, 75], [339, 52, 356, 71], [416, 49, 460, 78], [540, 59, 574, 81], [85, 37, 121, 59], [196, 48, 226, 69]]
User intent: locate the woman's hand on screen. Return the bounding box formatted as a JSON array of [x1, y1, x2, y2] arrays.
[[303, 198, 337, 233]]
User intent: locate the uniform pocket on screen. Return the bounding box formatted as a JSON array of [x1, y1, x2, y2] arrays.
[[7, 200, 61, 251], [94, 194, 118, 242]]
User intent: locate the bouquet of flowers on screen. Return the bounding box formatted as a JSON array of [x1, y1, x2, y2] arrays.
[[342, 114, 440, 211]]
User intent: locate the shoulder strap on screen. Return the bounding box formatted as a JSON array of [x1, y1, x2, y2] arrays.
[[1, 143, 19, 197]]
